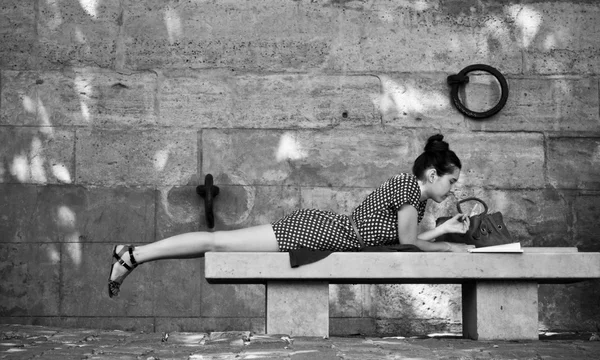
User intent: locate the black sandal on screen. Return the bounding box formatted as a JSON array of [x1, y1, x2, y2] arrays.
[[107, 245, 138, 298]]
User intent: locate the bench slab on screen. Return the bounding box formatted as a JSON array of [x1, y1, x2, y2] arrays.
[[205, 249, 600, 284], [204, 248, 600, 340]]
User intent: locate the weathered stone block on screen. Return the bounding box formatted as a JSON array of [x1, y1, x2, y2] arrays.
[[573, 195, 600, 251], [153, 258, 202, 317], [524, 49, 600, 75], [0, 244, 60, 316], [203, 129, 424, 188], [60, 243, 154, 317], [0, 127, 74, 184], [378, 74, 465, 128], [200, 280, 265, 318], [124, 1, 336, 70], [355, 26, 520, 74], [158, 70, 234, 128], [548, 137, 600, 189], [34, 69, 157, 127], [471, 77, 599, 132], [450, 132, 545, 189], [0, 71, 38, 125], [521, 3, 600, 74], [0, 184, 155, 244], [0, 184, 40, 242], [37, 0, 121, 68], [223, 73, 379, 128], [0, 1, 36, 69], [159, 71, 378, 128], [76, 128, 197, 186], [323, 1, 522, 73]]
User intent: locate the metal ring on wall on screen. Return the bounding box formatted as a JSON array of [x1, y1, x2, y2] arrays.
[[447, 64, 509, 119]]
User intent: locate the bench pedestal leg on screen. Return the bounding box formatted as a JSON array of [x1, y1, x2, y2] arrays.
[[266, 281, 329, 337], [462, 281, 538, 340]]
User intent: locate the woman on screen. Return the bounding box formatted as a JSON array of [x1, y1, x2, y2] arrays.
[[108, 134, 473, 298]]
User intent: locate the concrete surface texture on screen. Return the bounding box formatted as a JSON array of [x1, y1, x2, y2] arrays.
[[2, 324, 600, 360], [1, 0, 600, 337]]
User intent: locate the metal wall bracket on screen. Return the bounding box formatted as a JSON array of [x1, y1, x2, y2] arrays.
[[196, 174, 220, 229]]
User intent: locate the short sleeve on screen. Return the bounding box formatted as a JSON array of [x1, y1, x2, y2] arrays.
[[387, 174, 427, 222], [351, 173, 428, 244]]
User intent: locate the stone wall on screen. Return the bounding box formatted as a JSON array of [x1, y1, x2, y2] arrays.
[[1, 0, 599, 336]]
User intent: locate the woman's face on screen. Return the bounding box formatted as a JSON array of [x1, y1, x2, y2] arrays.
[[429, 167, 460, 203]]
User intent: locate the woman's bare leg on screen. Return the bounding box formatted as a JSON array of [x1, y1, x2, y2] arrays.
[[108, 225, 279, 294], [133, 224, 279, 262]]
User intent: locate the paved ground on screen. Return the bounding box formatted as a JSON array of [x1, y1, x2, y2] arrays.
[[1, 324, 599, 359]]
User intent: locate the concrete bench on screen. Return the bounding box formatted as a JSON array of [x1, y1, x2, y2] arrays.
[[205, 248, 600, 340]]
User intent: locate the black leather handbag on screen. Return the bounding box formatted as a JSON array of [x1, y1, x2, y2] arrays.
[[435, 197, 514, 248]]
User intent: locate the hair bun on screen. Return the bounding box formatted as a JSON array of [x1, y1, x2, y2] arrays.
[[424, 134, 449, 152]]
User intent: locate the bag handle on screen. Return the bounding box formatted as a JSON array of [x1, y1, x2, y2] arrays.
[[456, 197, 488, 215]]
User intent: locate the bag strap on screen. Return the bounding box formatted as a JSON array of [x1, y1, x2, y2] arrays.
[[456, 197, 488, 215]]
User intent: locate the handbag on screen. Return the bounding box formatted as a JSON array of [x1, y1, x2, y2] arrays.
[[435, 197, 514, 248]]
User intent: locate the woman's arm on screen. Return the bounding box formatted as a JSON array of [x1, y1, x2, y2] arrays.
[[417, 213, 470, 242], [397, 206, 472, 252], [417, 226, 446, 242]]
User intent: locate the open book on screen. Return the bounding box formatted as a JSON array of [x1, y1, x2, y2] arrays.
[[468, 242, 523, 253]]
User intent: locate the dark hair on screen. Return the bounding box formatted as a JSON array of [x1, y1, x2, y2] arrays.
[[412, 134, 462, 179]]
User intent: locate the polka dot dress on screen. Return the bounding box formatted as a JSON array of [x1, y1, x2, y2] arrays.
[[352, 173, 427, 247], [272, 209, 359, 251], [272, 173, 427, 251]]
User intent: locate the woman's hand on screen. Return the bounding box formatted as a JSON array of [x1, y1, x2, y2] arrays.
[[445, 242, 476, 252], [441, 214, 470, 234]]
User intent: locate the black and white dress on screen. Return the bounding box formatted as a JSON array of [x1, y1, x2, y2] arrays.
[[272, 173, 427, 251]]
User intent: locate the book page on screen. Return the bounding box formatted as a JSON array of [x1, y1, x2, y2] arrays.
[[468, 242, 523, 253]]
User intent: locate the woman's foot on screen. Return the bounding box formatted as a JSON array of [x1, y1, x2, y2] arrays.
[[107, 245, 138, 298]]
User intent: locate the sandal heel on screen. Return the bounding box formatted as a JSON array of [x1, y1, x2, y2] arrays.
[[107, 245, 138, 298]]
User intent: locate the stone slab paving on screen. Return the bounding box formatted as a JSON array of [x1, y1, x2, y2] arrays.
[[1, 324, 599, 360]]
